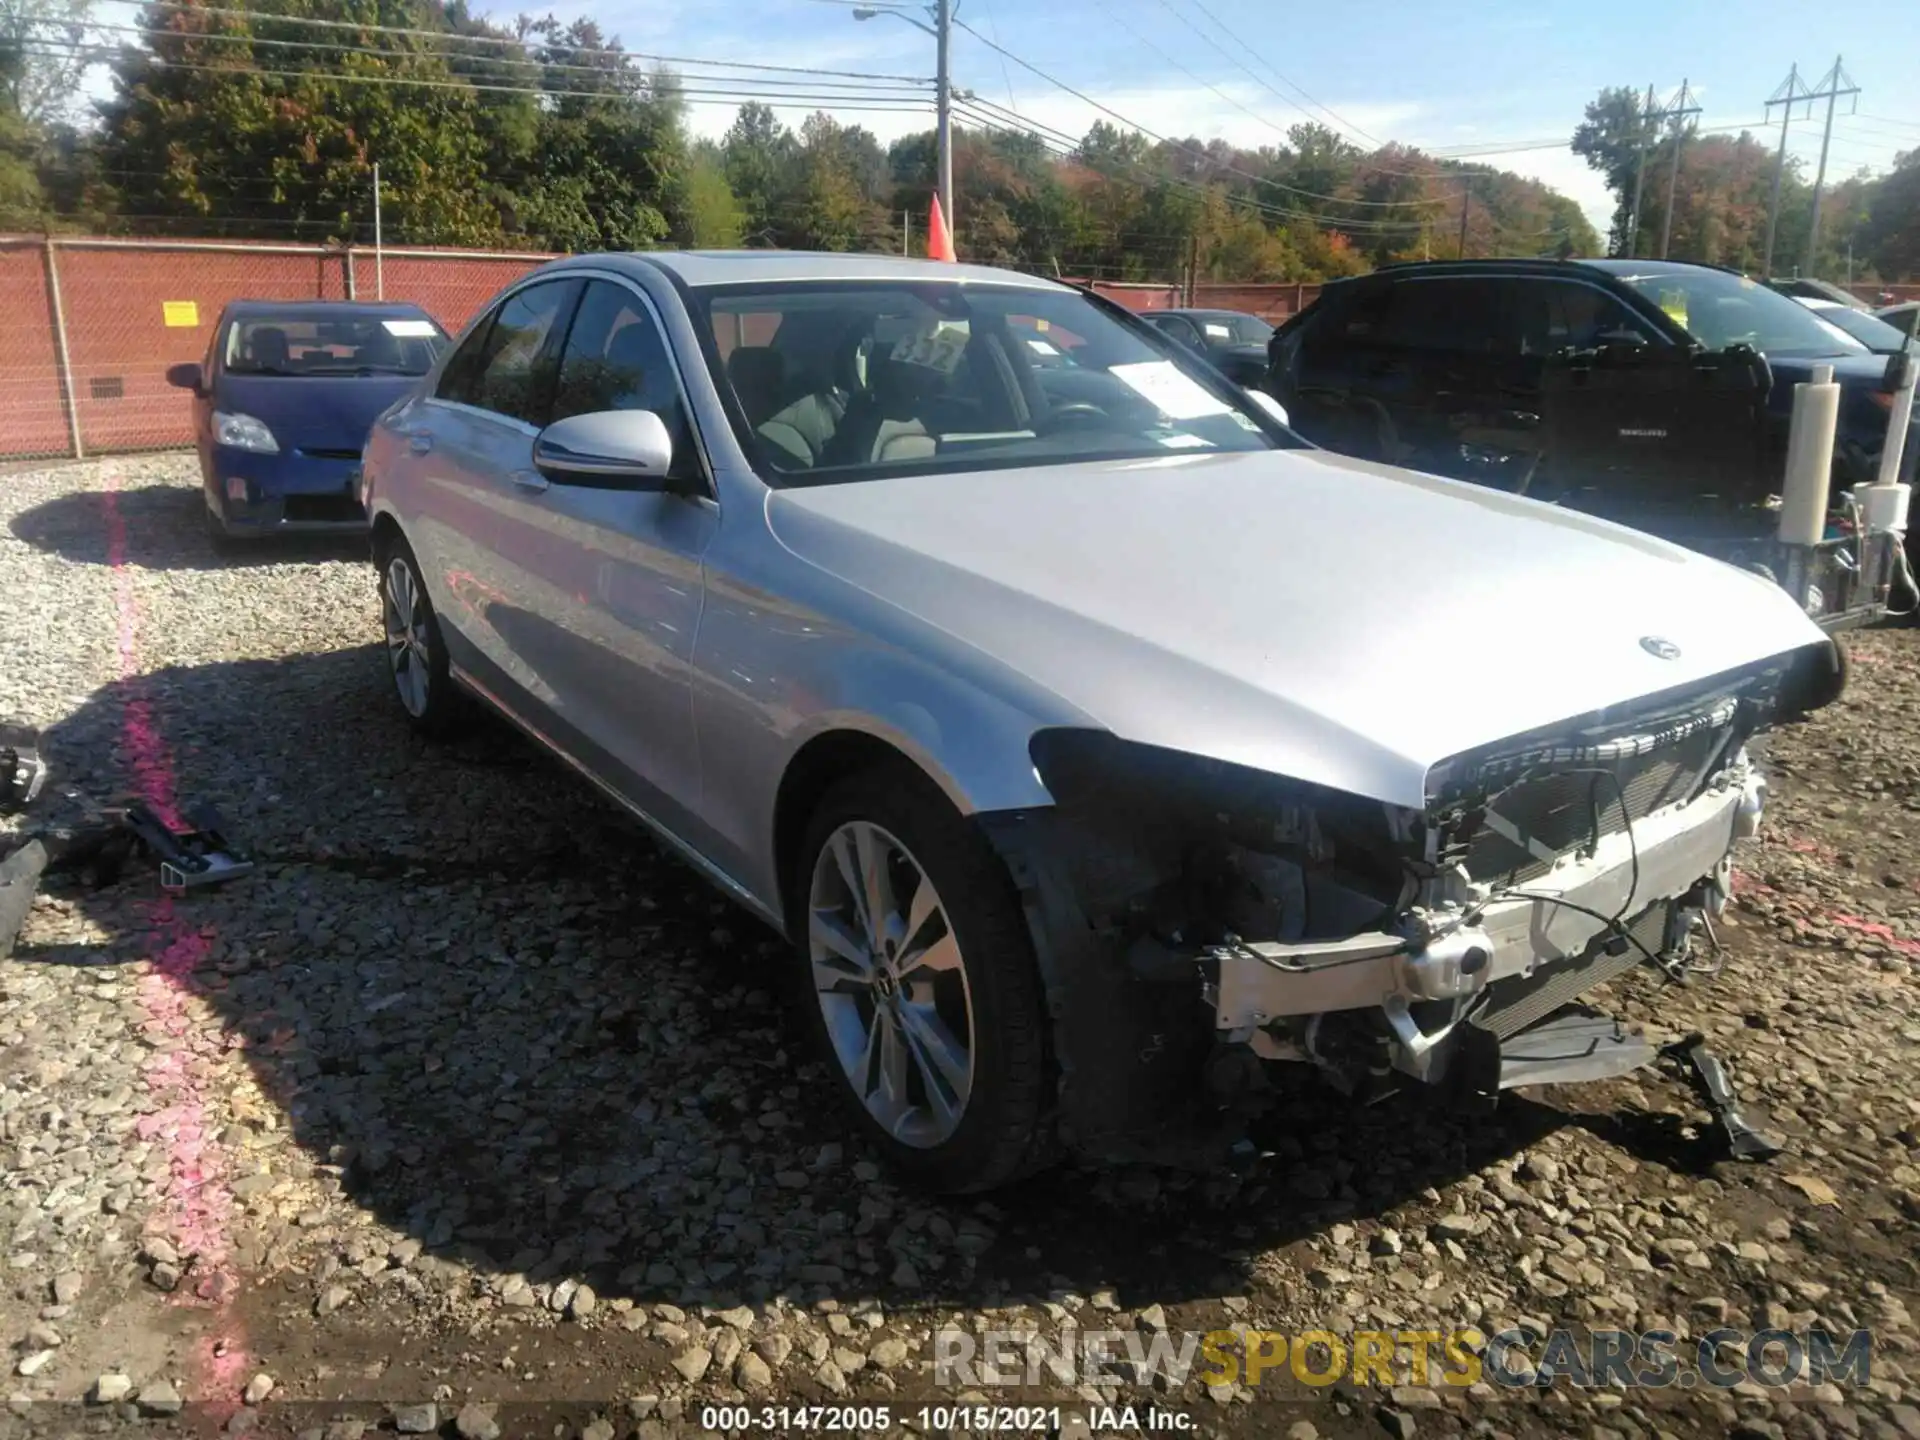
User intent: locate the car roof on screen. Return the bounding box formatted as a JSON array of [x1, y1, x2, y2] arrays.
[[1144, 311, 1267, 324], [1577, 258, 1749, 279], [540, 250, 1068, 292], [222, 300, 434, 318]]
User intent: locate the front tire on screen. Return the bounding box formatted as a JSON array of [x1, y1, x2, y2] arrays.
[[375, 534, 462, 738], [794, 765, 1054, 1193], [203, 501, 237, 556]]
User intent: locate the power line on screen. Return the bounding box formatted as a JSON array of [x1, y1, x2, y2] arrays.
[[1171, 0, 1386, 149], [954, 99, 1487, 236], [31, 18, 932, 93], [16, 40, 938, 113], [948, 20, 1440, 209], [90, 0, 932, 82], [1086, 0, 1291, 146]]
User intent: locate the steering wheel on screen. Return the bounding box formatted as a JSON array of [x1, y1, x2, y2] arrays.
[[1048, 401, 1110, 428]]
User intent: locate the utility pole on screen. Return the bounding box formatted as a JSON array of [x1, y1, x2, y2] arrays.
[[935, 0, 953, 233], [902, 209, 910, 256], [373, 162, 384, 301], [1626, 82, 1657, 258], [854, 3, 953, 238], [1457, 177, 1471, 259], [1801, 55, 1861, 277], [1762, 65, 1811, 279], [1658, 79, 1700, 260]]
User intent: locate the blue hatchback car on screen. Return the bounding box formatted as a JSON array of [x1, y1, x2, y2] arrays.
[[168, 301, 449, 547]]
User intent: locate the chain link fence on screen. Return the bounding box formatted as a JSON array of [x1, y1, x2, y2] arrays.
[[1, 236, 552, 462]]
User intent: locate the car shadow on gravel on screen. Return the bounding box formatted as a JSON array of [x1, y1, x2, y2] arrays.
[[19, 643, 1692, 1326], [8, 481, 368, 571]]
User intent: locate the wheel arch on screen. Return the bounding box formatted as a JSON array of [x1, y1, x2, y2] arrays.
[[771, 725, 982, 942], [369, 507, 405, 560]]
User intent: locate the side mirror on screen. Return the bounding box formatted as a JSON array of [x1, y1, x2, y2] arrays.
[[1243, 387, 1290, 429], [533, 409, 675, 488], [166, 362, 204, 394]]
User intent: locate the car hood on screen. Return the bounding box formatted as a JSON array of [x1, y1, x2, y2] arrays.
[[1765, 351, 1897, 388], [766, 447, 1827, 809], [216, 373, 421, 453]]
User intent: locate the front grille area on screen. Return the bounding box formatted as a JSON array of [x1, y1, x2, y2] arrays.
[[282, 494, 366, 524], [1475, 900, 1672, 1040], [1464, 722, 1732, 886]]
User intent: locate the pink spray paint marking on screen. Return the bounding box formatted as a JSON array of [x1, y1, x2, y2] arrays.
[[101, 473, 251, 1406]]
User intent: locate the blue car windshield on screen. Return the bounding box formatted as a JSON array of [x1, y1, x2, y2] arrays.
[[690, 281, 1296, 488], [225, 314, 448, 377]]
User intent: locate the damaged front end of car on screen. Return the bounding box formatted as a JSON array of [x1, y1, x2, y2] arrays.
[[977, 640, 1843, 1167]]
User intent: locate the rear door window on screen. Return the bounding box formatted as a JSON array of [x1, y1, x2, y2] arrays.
[[1381, 279, 1518, 355]]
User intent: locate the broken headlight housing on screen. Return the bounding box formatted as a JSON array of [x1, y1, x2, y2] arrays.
[[1026, 729, 1426, 946]]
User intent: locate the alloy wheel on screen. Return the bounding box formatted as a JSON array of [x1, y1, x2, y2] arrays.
[[807, 820, 976, 1147], [382, 556, 432, 718]]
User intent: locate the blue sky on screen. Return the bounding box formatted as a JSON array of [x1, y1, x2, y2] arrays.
[[517, 0, 1920, 232]]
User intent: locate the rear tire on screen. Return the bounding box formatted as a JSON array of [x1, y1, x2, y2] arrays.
[[374, 532, 463, 739], [792, 764, 1054, 1193]]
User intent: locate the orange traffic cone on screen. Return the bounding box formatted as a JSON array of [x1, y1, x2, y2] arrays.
[[928, 194, 955, 262]]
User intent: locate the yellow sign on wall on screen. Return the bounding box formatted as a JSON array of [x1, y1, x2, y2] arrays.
[[162, 300, 199, 328]]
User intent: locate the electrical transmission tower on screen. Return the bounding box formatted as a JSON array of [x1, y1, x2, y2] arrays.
[[1762, 64, 1814, 278], [1800, 56, 1860, 276], [1626, 82, 1659, 257], [1657, 79, 1701, 260]]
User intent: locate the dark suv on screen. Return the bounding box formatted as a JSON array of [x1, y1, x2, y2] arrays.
[[1267, 259, 1917, 622]]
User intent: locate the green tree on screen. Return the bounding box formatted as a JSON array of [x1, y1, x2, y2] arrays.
[[1863, 150, 1920, 280], [98, 0, 505, 242], [1571, 85, 1656, 255], [786, 111, 883, 251], [723, 101, 797, 244], [1, 0, 94, 126], [508, 19, 683, 251], [673, 140, 744, 248]]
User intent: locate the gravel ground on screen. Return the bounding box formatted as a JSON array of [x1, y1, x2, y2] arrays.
[[0, 455, 1916, 1440]]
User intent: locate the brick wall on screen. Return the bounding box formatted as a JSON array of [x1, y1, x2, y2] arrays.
[[1, 236, 551, 461]]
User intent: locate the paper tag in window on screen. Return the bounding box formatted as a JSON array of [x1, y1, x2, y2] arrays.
[[1109, 361, 1231, 420], [382, 319, 438, 337], [1025, 338, 1060, 356], [1203, 323, 1230, 339], [890, 329, 968, 374]]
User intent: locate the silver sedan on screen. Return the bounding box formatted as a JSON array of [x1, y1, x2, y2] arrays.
[[361, 252, 1838, 1192]]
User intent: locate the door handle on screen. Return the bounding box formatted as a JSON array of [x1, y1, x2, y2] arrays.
[[509, 469, 549, 494], [407, 432, 433, 454]]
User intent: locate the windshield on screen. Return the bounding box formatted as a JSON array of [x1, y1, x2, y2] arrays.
[[1804, 301, 1911, 353], [224, 314, 449, 376], [1209, 313, 1275, 345], [1612, 269, 1867, 359], [691, 282, 1293, 486]]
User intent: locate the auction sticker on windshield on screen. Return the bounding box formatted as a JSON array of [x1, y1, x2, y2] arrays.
[[1109, 361, 1232, 420], [382, 319, 439, 337]]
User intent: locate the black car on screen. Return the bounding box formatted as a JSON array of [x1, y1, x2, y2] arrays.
[[1768, 276, 1873, 310], [1142, 308, 1274, 387], [1272, 261, 1915, 500], [1267, 259, 1919, 625], [1789, 296, 1915, 355]]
